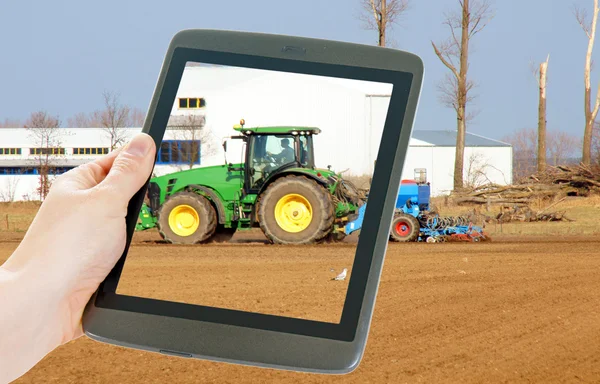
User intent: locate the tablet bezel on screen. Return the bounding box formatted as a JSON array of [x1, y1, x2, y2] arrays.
[[83, 29, 423, 374]]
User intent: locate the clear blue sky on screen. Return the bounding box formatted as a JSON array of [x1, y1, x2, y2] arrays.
[[0, 0, 595, 141]]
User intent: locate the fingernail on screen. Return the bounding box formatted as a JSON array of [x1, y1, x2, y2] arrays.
[[125, 134, 152, 157]]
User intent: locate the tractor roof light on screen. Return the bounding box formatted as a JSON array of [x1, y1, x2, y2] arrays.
[[291, 131, 299, 136], [240, 118, 245, 126], [245, 130, 252, 135]]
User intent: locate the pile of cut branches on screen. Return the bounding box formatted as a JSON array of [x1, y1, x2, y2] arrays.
[[493, 204, 574, 223], [458, 201, 574, 225], [452, 163, 600, 206], [529, 163, 600, 195]]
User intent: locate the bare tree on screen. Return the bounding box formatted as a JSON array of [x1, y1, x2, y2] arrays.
[[547, 130, 580, 166], [167, 115, 216, 170], [92, 91, 132, 150], [432, 0, 494, 191], [501, 128, 537, 182], [359, 0, 410, 47], [130, 107, 146, 127], [67, 112, 97, 128], [464, 152, 490, 189], [0, 175, 21, 202], [530, 55, 550, 172], [0, 118, 23, 128], [575, 1, 600, 165], [24, 111, 63, 201]]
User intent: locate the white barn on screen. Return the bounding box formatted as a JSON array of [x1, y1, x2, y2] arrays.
[[403, 131, 512, 196]]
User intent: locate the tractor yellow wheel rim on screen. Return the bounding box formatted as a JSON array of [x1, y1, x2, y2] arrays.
[[274, 194, 313, 233], [168, 204, 200, 237]]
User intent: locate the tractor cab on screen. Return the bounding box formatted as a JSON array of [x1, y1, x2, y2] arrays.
[[223, 119, 322, 192]]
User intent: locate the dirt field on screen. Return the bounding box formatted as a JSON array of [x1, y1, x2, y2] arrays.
[[2, 230, 600, 383]]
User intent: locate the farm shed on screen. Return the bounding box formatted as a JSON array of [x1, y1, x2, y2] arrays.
[[403, 130, 513, 196]]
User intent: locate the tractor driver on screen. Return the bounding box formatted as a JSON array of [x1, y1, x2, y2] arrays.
[[267, 138, 295, 164]]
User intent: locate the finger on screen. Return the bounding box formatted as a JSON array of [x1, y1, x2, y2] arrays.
[[50, 146, 125, 192], [96, 133, 156, 199]]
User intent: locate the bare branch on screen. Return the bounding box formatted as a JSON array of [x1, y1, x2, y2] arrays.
[[359, 0, 411, 46], [575, 5, 593, 38], [432, 41, 459, 79], [469, 0, 495, 37]]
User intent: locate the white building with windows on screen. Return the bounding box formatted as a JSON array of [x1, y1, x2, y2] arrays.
[[0, 127, 511, 200], [0, 65, 512, 201]]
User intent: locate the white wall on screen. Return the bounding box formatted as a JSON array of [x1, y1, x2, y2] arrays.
[[172, 66, 393, 174], [402, 145, 513, 196], [0, 128, 213, 201]]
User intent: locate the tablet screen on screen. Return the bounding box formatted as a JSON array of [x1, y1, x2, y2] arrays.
[[116, 61, 393, 324]]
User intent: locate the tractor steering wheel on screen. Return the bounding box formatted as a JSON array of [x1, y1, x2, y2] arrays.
[[265, 153, 278, 164]]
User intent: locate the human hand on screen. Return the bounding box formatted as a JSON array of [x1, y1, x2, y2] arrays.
[[0, 133, 155, 383]]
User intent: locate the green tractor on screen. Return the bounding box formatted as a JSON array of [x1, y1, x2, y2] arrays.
[[136, 121, 364, 244]]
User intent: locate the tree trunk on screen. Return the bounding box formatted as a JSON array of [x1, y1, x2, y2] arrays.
[[537, 58, 548, 173], [454, 107, 466, 190], [378, 0, 386, 47], [453, 0, 470, 191], [583, 119, 594, 164], [583, 0, 600, 165]]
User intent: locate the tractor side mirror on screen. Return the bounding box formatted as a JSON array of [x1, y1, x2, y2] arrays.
[[222, 140, 228, 152]]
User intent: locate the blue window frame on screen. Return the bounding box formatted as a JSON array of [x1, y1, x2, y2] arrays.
[[0, 166, 76, 175], [157, 140, 201, 165]]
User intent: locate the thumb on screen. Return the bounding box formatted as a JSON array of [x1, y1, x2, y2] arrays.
[[98, 133, 156, 199]]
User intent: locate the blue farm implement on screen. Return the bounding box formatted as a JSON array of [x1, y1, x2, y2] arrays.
[[343, 179, 490, 243]]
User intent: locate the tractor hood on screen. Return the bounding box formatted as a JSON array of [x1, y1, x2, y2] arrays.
[[280, 166, 340, 185], [150, 163, 240, 184]]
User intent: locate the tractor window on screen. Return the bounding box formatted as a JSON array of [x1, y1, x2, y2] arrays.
[[299, 136, 313, 167], [249, 134, 296, 190]]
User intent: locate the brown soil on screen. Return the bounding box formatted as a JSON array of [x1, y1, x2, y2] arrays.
[[2, 232, 600, 383]]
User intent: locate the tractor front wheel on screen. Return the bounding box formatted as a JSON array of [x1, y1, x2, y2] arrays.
[[389, 213, 420, 242], [257, 176, 334, 244], [157, 192, 217, 244]]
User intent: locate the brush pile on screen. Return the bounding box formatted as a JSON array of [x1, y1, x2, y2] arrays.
[[459, 202, 574, 224], [452, 163, 600, 206]]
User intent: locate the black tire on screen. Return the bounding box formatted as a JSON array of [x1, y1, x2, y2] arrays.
[[389, 213, 420, 242], [157, 192, 217, 244], [257, 175, 334, 244], [207, 225, 237, 243]]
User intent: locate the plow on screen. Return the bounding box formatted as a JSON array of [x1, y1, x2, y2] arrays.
[[344, 179, 491, 243]]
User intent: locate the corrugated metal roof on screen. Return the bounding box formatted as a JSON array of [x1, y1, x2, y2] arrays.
[[411, 130, 511, 147]]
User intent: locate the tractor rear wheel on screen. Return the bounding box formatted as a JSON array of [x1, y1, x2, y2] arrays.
[[257, 175, 334, 244], [157, 192, 217, 244], [389, 213, 420, 242]]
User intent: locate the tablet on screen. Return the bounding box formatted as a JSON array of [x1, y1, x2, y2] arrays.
[[82, 29, 423, 374]]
